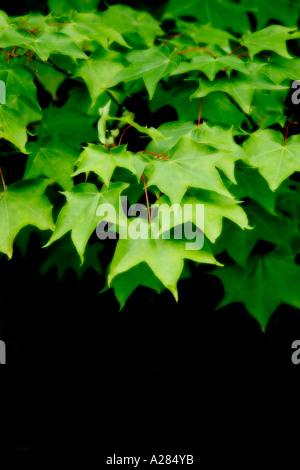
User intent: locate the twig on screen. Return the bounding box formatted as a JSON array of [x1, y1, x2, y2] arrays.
[[142, 174, 151, 223], [0, 168, 6, 192]]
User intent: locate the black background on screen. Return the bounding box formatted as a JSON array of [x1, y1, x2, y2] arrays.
[[0, 0, 300, 455]]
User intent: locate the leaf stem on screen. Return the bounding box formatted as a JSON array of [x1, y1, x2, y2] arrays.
[[284, 120, 297, 143], [142, 174, 151, 223], [118, 125, 132, 146], [48, 22, 70, 26], [137, 150, 169, 160], [0, 168, 7, 192], [236, 52, 249, 58], [197, 98, 203, 126], [228, 45, 244, 55], [177, 47, 216, 57]]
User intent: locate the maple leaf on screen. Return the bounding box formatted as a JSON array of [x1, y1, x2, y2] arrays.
[[241, 25, 299, 59], [228, 162, 277, 214], [243, 129, 300, 190], [214, 253, 300, 330], [163, 0, 250, 34], [73, 144, 138, 186], [25, 136, 79, 190], [108, 218, 221, 300], [48, 0, 100, 14], [36, 103, 97, 148], [172, 55, 249, 81], [114, 47, 180, 99], [0, 105, 28, 153], [0, 61, 39, 108], [260, 55, 300, 85], [0, 178, 54, 259], [215, 201, 295, 267], [143, 137, 237, 204], [108, 263, 165, 310], [101, 4, 164, 47], [242, 0, 299, 29], [75, 49, 126, 103], [45, 182, 128, 262], [155, 189, 250, 243], [191, 74, 287, 114], [34, 60, 66, 100], [147, 121, 245, 160], [60, 12, 129, 49], [175, 21, 237, 51], [41, 237, 103, 280]]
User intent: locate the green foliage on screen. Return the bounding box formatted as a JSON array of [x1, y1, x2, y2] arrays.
[[1, 0, 300, 329]]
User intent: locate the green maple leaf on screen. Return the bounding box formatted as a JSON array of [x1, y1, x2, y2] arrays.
[[155, 189, 250, 243], [36, 103, 97, 148], [214, 253, 300, 330], [73, 144, 137, 186], [26, 32, 88, 61], [215, 201, 293, 267], [150, 84, 245, 127], [60, 12, 129, 49], [241, 25, 299, 59], [243, 129, 300, 190], [101, 4, 164, 47], [229, 162, 277, 214], [163, 0, 250, 34], [75, 49, 126, 103], [0, 178, 54, 259], [260, 55, 300, 84], [45, 182, 128, 262], [242, 0, 299, 29], [250, 89, 286, 129], [109, 113, 163, 141], [175, 21, 237, 51], [114, 47, 180, 99], [109, 263, 165, 310], [191, 74, 287, 114], [144, 137, 237, 204], [0, 60, 42, 148], [171, 55, 249, 81], [41, 237, 103, 280], [48, 0, 100, 14], [0, 61, 39, 108], [25, 137, 79, 190], [147, 121, 245, 160], [34, 60, 66, 100], [0, 10, 9, 37], [0, 30, 87, 61], [108, 218, 221, 300], [0, 105, 28, 153]]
